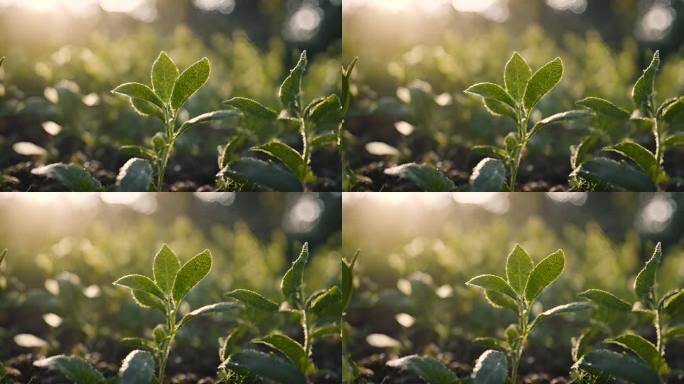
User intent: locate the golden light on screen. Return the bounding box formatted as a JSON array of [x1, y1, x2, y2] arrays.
[[0, 0, 152, 17]]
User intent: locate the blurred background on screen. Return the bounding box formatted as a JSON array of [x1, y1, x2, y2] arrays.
[[343, 0, 684, 190], [343, 192, 684, 380], [0, 192, 341, 381], [0, 0, 342, 190]]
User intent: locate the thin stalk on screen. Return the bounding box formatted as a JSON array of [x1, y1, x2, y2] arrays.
[[159, 303, 178, 383], [511, 307, 529, 384], [302, 308, 312, 357], [301, 119, 311, 165], [156, 118, 175, 192], [509, 114, 528, 192], [655, 308, 665, 357]]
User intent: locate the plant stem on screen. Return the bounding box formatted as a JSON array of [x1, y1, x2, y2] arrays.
[[655, 308, 665, 357], [301, 119, 311, 165], [159, 304, 177, 384], [511, 307, 529, 384], [156, 118, 175, 192], [302, 308, 312, 357]]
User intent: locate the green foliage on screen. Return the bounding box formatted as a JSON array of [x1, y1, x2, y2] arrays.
[[35, 350, 156, 384], [384, 163, 456, 192]]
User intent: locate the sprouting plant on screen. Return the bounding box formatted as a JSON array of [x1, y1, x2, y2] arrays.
[[465, 52, 589, 191], [572, 51, 684, 192], [221, 243, 341, 383], [574, 242, 684, 383], [466, 244, 591, 383], [341, 250, 359, 384], [113, 244, 239, 383], [220, 52, 354, 192], [387, 349, 509, 384], [32, 157, 154, 192], [113, 52, 237, 191], [340, 58, 358, 191], [35, 349, 156, 384]]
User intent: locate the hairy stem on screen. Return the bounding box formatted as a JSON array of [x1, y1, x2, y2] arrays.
[[511, 307, 529, 384], [302, 308, 312, 358], [159, 303, 177, 383], [301, 119, 311, 166], [655, 308, 665, 358], [156, 118, 175, 192]]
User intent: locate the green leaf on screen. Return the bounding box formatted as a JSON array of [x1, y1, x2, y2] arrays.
[[465, 82, 516, 109], [224, 97, 278, 120], [604, 141, 658, 181], [177, 110, 240, 136], [114, 274, 165, 301], [34, 355, 106, 384], [504, 52, 532, 102], [524, 249, 565, 302], [664, 290, 684, 317], [131, 290, 166, 314], [130, 98, 165, 122], [469, 158, 506, 192], [153, 244, 181, 294], [281, 243, 310, 306], [178, 302, 241, 328], [384, 163, 456, 192], [632, 51, 660, 112], [665, 325, 684, 339], [471, 350, 508, 384], [484, 290, 518, 313], [530, 110, 593, 136], [31, 163, 102, 192], [532, 302, 592, 327], [307, 94, 343, 125], [575, 349, 660, 384], [466, 274, 518, 300], [172, 249, 212, 304], [572, 158, 657, 192], [221, 350, 307, 384], [251, 141, 309, 181], [221, 158, 303, 192], [280, 51, 308, 114], [663, 133, 684, 147], [386, 355, 460, 384], [634, 242, 662, 306], [662, 96, 684, 125], [472, 146, 508, 159], [577, 97, 630, 119], [311, 132, 338, 147], [121, 145, 156, 159], [151, 52, 179, 104], [607, 333, 666, 373], [115, 158, 153, 192], [523, 57, 563, 112], [171, 57, 210, 111], [225, 289, 279, 313], [341, 57, 358, 115], [112, 82, 165, 110], [253, 333, 312, 373], [118, 350, 155, 384], [341, 250, 360, 312], [506, 244, 534, 295], [578, 289, 632, 312], [483, 98, 517, 120], [309, 286, 342, 318]]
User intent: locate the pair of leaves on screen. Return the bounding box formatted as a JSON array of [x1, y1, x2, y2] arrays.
[[384, 163, 456, 192], [221, 349, 307, 384], [32, 159, 153, 192], [386, 349, 508, 384], [34, 350, 155, 384]]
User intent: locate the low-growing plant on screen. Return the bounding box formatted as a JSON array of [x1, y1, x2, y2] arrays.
[[220, 242, 341, 383], [573, 242, 684, 383], [341, 250, 359, 384], [387, 349, 509, 384], [31, 157, 154, 192], [571, 51, 684, 191], [466, 244, 591, 383], [34, 349, 156, 384]]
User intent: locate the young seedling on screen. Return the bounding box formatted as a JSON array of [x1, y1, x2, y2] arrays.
[[387, 350, 509, 384], [31, 157, 154, 192], [113, 245, 239, 383], [466, 245, 591, 383], [221, 243, 341, 383], [341, 250, 359, 384], [113, 52, 237, 191], [221, 53, 353, 192], [35, 349, 156, 384], [572, 51, 684, 191], [465, 52, 589, 191], [575, 242, 684, 383]]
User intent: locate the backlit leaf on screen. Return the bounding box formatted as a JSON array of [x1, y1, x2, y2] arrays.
[[523, 58, 563, 112], [506, 244, 534, 295], [504, 52, 532, 102], [221, 350, 306, 384], [172, 250, 212, 304], [171, 57, 210, 111], [575, 349, 660, 384], [387, 355, 459, 384], [118, 350, 155, 384], [471, 350, 508, 384], [385, 163, 456, 192], [634, 242, 662, 307], [34, 355, 105, 384], [115, 158, 153, 192], [524, 249, 564, 302], [470, 158, 506, 192], [153, 244, 181, 294]]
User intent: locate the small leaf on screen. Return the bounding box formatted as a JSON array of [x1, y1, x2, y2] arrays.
[[469, 158, 506, 192], [221, 350, 307, 384], [112, 82, 165, 110], [151, 51, 179, 104], [634, 242, 662, 307], [575, 349, 660, 384], [224, 97, 278, 120], [131, 290, 166, 314], [225, 289, 279, 313], [604, 141, 658, 181], [578, 289, 631, 312], [506, 244, 534, 295], [484, 290, 518, 313], [309, 286, 342, 318], [483, 98, 517, 120], [311, 132, 338, 146], [253, 333, 312, 373], [221, 158, 303, 192], [34, 355, 105, 384], [665, 325, 684, 339], [307, 94, 343, 125], [172, 249, 212, 303], [251, 141, 309, 181], [341, 57, 358, 115], [465, 82, 516, 109], [280, 51, 308, 114], [31, 163, 103, 192], [281, 243, 310, 306], [387, 355, 460, 384], [663, 133, 684, 147], [662, 96, 684, 125], [664, 290, 684, 317], [530, 110, 592, 136], [341, 251, 360, 313], [504, 52, 532, 102], [131, 98, 165, 122], [115, 158, 153, 192], [384, 163, 456, 192], [466, 274, 518, 300], [118, 350, 155, 384], [114, 274, 165, 301], [524, 249, 565, 302], [471, 350, 508, 384], [532, 302, 592, 327], [171, 57, 210, 111], [177, 110, 240, 136], [472, 145, 508, 159], [523, 58, 563, 112], [577, 97, 630, 119], [178, 302, 241, 328], [153, 244, 181, 294], [572, 158, 657, 192], [632, 51, 660, 112], [607, 333, 666, 373]]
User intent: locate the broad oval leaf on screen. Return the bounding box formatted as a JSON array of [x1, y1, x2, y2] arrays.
[[524, 249, 565, 302], [177, 110, 240, 136], [506, 244, 534, 295], [113, 274, 165, 301], [34, 355, 105, 384], [224, 97, 278, 120], [470, 158, 506, 192], [251, 141, 309, 181], [472, 350, 508, 384], [634, 242, 662, 307], [530, 110, 592, 136], [131, 289, 166, 314], [307, 94, 343, 125], [466, 274, 518, 300], [281, 243, 310, 306], [387, 355, 459, 384], [171, 57, 210, 111], [151, 51, 179, 104], [504, 52, 532, 102], [607, 333, 666, 373], [483, 98, 517, 120], [662, 96, 684, 125], [221, 350, 307, 384], [465, 82, 516, 109], [575, 349, 660, 384], [153, 244, 181, 294], [225, 289, 279, 313], [604, 141, 658, 181], [221, 158, 303, 192], [632, 51, 660, 112], [484, 290, 518, 313], [172, 249, 212, 303], [115, 158, 153, 192], [112, 82, 165, 110], [131, 98, 165, 122], [523, 58, 563, 112], [178, 302, 241, 328], [253, 333, 312, 373], [309, 286, 342, 318], [664, 290, 684, 317], [572, 158, 657, 192], [532, 302, 592, 327], [280, 51, 308, 113], [577, 97, 630, 119], [578, 289, 632, 312], [384, 163, 456, 192], [118, 350, 155, 384], [31, 163, 102, 192]]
